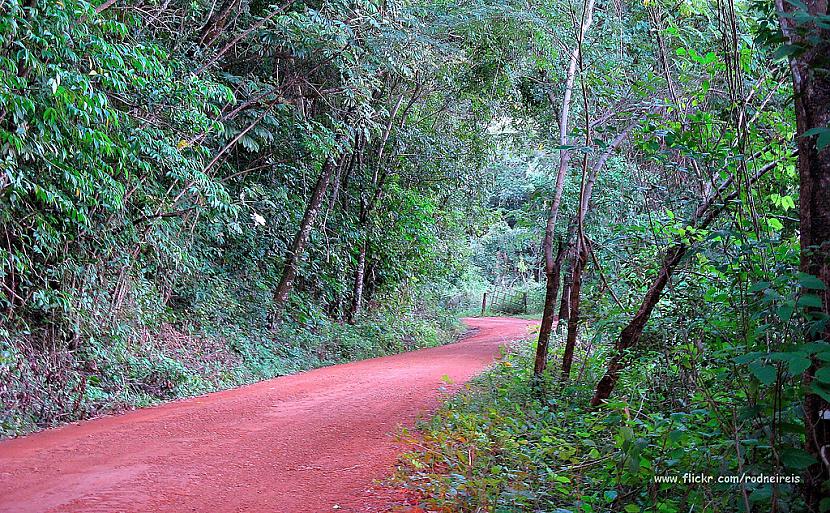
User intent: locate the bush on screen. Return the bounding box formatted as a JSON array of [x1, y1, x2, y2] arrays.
[[0, 296, 463, 438], [396, 331, 806, 513]]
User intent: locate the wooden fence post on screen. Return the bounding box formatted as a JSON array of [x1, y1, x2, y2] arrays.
[[481, 292, 488, 316]]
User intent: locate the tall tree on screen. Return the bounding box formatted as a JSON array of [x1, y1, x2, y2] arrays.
[[533, 0, 596, 377], [590, 158, 785, 405], [776, 0, 830, 506], [561, 124, 635, 379], [349, 93, 406, 323]]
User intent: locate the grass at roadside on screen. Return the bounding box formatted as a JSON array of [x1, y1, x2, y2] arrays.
[[1, 303, 462, 438], [394, 330, 805, 513]]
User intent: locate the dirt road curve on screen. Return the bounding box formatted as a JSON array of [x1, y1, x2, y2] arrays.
[[0, 317, 535, 513]]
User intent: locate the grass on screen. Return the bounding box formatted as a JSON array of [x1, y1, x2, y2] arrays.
[[394, 329, 803, 513]]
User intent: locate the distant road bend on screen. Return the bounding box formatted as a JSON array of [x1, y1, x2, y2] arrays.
[[0, 317, 536, 513]]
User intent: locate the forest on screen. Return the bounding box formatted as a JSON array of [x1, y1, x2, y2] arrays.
[[0, 0, 828, 511]]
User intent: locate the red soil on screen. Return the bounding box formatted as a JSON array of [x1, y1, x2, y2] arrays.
[[0, 317, 536, 513]]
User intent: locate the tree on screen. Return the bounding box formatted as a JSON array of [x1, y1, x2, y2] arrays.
[[533, 0, 596, 378], [272, 152, 341, 324], [776, 0, 830, 506], [562, 123, 637, 379], [590, 157, 786, 406]]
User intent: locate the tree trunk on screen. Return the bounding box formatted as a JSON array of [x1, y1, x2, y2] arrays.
[[344, 92, 404, 323], [200, 0, 242, 47], [557, 250, 573, 325], [348, 237, 367, 323], [561, 121, 637, 378], [590, 243, 687, 405], [272, 157, 337, 324], [589, 154, 789, 406], [561, 242, 587, 379], [534, 253, 563, 375], [554, 241, 574, 327], [533, 0, 596, 378], [776, 0, 830, 506], [322, 152, 350, 229]]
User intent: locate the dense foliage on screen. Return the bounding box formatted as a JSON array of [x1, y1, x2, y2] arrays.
[[391, 0, 829, 509], [0, 0, 498, 436], [401, 332, 813, 512], [1, 0, 828, 509]]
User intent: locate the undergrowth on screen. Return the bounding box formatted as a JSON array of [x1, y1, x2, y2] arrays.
[[1, 298, 460, 438], [397, 329, 810, 513]]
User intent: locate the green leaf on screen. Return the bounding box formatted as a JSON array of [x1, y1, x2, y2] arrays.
[[773, 43, 802, 59], [789, 357, 812, 376], [802, 342, 830, 354], [780, 447, 817, 470], [777, 302, 795, 321], [749, 484, 773, 503], [749, 281, 770, 292], [734, 351, 762, 364], [768, 351, 805, 362], [799, 273, 827, 290], [811, 381, 830, 403], [802, 127, 830, 151], [798, 294, 824, 308], [749, 362, 777, 385], [814, 367, 830, 384]]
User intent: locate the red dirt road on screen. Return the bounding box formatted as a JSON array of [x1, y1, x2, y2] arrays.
[[0, 317, 535, 513]]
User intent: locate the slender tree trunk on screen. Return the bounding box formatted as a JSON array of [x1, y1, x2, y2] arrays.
[[323, 152, 349, 228], [271, 157, 337, 324], [561, 122, 637, 378], [590, 244, 687, 404], [349, 237, 367, 323], [557, 248, 574, 325], [364, 261, 378, 303], [200, 0, 241, 47], [560, 168, 591, 379], [346, 93, 405, 323], [349, 161, 390, 322], [561, 241, 587, 379], [535, 238, 565, 371], [776, 0, 830, 506], [550, 238, 568, 330], [556, 241, 576, 325], [533, 0, 596, 377]]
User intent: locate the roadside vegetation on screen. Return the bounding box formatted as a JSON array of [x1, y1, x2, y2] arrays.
[[400, 331, 806, 512], [391, 0, 830, 507], [0, 0, 491, 436], [2, 0, 829, 509]]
